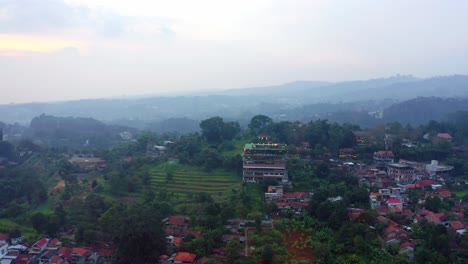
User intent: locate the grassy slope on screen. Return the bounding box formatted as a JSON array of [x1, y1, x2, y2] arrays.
[[149, 163, 241, 201]]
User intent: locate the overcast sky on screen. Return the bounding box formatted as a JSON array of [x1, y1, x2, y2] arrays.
[[1, 0, 467, 104]]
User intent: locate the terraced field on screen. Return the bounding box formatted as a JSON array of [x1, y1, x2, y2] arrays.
[[150, 165, 241, 200]]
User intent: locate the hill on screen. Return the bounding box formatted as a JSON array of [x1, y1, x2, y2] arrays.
[[24, 114, 137, 148], [383, 97, 468, 124]]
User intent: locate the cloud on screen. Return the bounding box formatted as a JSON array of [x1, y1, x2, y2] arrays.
[[0, 0, 174, 39], [0, 0, 86, 33]]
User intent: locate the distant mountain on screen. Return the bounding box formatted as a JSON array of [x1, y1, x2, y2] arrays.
[[0, 75, 467, 128], [383, 97, 468, 124]]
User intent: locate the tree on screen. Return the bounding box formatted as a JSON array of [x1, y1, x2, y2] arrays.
[[30, 212, 48, 233], [249, 115, 273, 136], [200, 117, 226, 144], [104, 203, 167, 264], [200, 117, 240, 144]]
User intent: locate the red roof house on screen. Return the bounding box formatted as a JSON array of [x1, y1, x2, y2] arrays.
[[174, 252, 197, 264], [437, 133, 453, 140]]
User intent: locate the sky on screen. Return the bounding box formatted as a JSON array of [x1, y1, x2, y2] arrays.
[[1, 0, 467, 104]]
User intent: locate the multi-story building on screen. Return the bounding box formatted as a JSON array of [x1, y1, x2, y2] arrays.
[[373, 150, 394, 168], [387, 163, 416, 183], [242, 143, 288, 183]]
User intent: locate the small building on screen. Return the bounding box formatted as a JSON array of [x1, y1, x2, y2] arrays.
[[437, 133, 453, 142], [30, 238, 48, 255]]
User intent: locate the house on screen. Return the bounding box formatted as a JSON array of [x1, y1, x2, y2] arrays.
[[387, 198, 403, 210], [166, 216, 189, 228], [339, 148, 356, 159], [0, 233, 8, 244], [173, 252, 197, 264], [10, 254, 33, 264], [438, 189, 452, 199], [437, 133, 452, 142], [30, 238, 48, 254], [47, 239, 62, 250], [448, 221, 466, 234], [39, 250, 57, 264], [70, 248, 90, 264]]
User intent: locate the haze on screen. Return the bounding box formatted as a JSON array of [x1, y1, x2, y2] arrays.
[[1, 0, 467, 104]]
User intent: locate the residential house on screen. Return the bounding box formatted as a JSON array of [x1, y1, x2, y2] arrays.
[[10, 254, 33, 264], [166, 216, 189, 229], [30, 238, 48, 255], [448, 221, 466, 234], [387, 198, 403, 210], [173, 252, 197, 264], [70, 248, 90, 264], [0, 233, 8, 245], [39, 250, 57, 264], [437, 133, 453, 142]]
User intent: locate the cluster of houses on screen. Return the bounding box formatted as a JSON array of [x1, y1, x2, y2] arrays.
[[264, 186, 311, 215], [343, 145, 466, 259], [161, 216, 254, 264], [0, 235, 111, 264]]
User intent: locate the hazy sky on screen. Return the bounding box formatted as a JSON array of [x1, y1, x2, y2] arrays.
[[1, 0, 467, 104]]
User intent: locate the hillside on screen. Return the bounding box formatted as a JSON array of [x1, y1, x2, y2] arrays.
[[383, 97, 468, 124], [24, 114, 137, 148]]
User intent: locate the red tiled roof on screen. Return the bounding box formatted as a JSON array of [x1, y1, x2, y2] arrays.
[[403, 209, 413, 217], [404, 184, 417, 189], [438, 189, 452, 198], [387, 198, 402, 204], [34, 238, 48, 248], [425, 213, 446, 224], [370, 192, 381, 197], [71, 247, 89, 256], [375, 208, 389, 215], [0, 233, 9, 241], [11, 254, 33, 264], [173, 237, 183, 245], [51, 255, 60, 264], [182, 230, 202, 237], [49, 238, 60, 246], [391, 207, 402, 213], [383, 226, 400, 237], [58, 247, 72, 257], [449, 221, 465, 230], [416, 180, 438, 187], [174, 252, 196, 263], [437, 133, 452, 139], [168, 216, 187, 226], [377, 150, 393, 156]]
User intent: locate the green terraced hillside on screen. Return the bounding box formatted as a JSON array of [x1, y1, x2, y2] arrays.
[[150, 164, 241, 200]]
